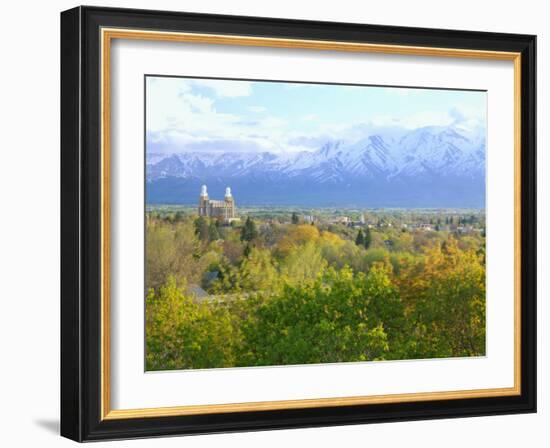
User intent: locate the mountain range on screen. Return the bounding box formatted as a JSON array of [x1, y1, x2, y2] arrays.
[[146, 125, 486, 208]]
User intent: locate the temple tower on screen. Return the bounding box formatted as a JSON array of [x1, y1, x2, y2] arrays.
[[224, 187, 235, 219], [198, 184, 209, 216]]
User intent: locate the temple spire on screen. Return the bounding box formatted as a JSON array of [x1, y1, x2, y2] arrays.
[[200, 185, 208, 197], [225, 187, 232, 198]]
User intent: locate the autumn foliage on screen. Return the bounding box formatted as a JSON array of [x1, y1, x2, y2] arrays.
[[145, 213, 486, 370]]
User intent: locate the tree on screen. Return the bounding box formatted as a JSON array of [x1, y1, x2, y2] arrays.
[[208, 221, 220, 242], [291, 212, 299, 224], [194, 216, 209, 242], [290, 224, 320, 244], [355, 229, 365, 246], [238, 267, 392, 367], [146, 220, 207, 290], [145, 276, 237, 370], [281, 242, 327, 284], [362, 262, 408, 359], [364, 227, 372, 249], [399, 237, 486, 358], [276, 224, 320, 256], [319, 230, 344, 247], [240, 216, 258, 242], [239, 248, 280, 292]]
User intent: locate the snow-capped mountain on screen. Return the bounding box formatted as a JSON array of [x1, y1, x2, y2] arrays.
[[146, 125, 486, 207]]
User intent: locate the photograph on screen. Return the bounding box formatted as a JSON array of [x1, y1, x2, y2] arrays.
[[54, 4, 537, 442], [144, 76, 488, 371]]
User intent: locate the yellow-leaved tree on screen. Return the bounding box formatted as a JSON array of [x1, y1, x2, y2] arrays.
[[399, 237, 486, 358]]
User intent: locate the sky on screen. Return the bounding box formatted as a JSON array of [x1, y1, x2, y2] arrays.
[[146, 76, 487, 155]]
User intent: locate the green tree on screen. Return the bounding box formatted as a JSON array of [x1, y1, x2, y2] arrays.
[[364, 227, 372, 249], [362, 262, 409, 359], [209, 259, 242, 294], [355, 229, 365, 246], [238, 267, 392, 367], [194, 216, 209, 242], [291, 212, 299, 224], [281, 242, 327, 284], [240, 217, 258, 242], [146, 220, 205, 290], [208, 221, 220, 241], [239, 247, 280, 293], [145, 276, 238, 370]]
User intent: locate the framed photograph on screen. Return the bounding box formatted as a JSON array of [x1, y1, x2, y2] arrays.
[[60, 6, 536, 442]]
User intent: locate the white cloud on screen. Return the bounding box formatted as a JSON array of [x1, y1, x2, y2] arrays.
[[375, 111, 454, 129], [147, 130, 284, 154], [248, 106, 267, 113], [180, 93, 215, 114], [449, 107, 466, 123], [192, 79, 252, 97], [146, 77, 242, 135], [366, 104, 484, 131], [146, 77, 294, 154], [258, 117, 287, 128]]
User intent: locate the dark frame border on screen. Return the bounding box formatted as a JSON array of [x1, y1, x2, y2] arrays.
[[61, 6, 536, 442]]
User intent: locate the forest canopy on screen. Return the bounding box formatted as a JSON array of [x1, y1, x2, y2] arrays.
[[145, 208, 486, 371]]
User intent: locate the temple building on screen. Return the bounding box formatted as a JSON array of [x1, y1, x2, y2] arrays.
[[198, 185, 237, 222]]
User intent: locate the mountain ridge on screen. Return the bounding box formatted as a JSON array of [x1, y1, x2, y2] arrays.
[[146, 125, 486, 207]]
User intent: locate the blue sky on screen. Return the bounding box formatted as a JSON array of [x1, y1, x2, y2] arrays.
[[146, 76, 486, 154]]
